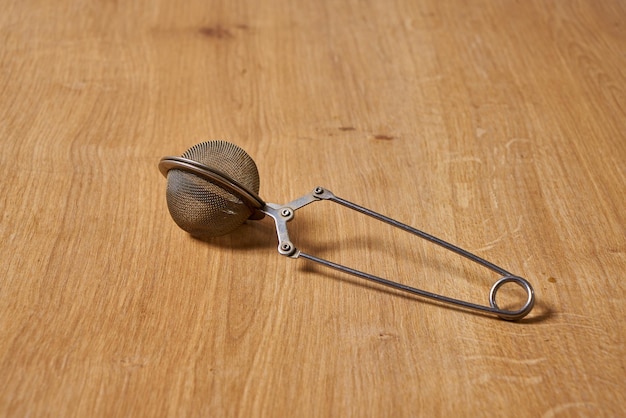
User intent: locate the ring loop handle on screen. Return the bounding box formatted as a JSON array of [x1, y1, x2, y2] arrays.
[[489, 276, 536, 321]]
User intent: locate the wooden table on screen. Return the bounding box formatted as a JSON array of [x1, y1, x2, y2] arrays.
[[2, 0, 624, 416]]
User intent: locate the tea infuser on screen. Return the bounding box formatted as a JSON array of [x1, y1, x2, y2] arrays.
[[159, 140, 535, 320]]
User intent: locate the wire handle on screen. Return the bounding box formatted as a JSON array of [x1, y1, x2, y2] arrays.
[[260, 187, 535, 321]]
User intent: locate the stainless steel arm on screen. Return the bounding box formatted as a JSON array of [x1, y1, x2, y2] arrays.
[[260, 187, 535, 321]]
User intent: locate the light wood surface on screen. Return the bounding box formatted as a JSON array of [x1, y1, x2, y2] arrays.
[[2, 0, 625, 416]]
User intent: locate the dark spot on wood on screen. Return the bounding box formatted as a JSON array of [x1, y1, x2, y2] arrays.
[[548, 277, 557, 283], [338, 126, 355, 131], [374, 134, 394, 140], [235, 24, 250, 30], [198, 25, 233, 39]]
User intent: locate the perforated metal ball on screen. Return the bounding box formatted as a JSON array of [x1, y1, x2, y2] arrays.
[[165, 141, 260, 237]]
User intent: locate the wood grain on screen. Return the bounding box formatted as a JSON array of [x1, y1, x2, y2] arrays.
[[1, 0, 625, 416]]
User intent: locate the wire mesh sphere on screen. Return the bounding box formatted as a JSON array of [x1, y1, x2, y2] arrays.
[[165, 141, 261, 238]]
